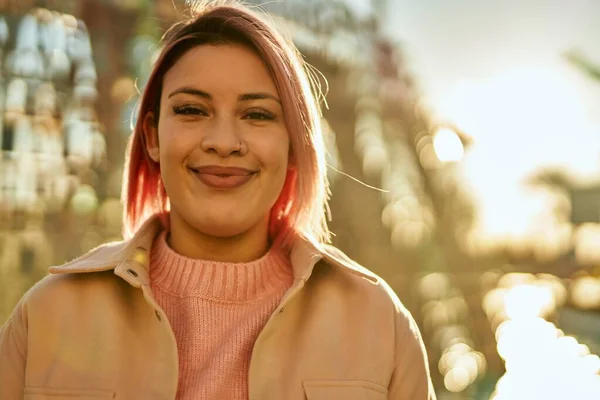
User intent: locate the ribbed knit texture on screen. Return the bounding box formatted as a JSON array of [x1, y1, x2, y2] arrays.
[[149, 231, 294, 400]]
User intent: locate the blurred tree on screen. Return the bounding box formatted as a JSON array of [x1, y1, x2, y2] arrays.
[[565, 49, 600, 81], [530, 168, 600, 225]]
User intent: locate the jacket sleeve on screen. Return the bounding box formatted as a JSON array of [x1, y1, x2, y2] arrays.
[[388, 301, 437, 400], [0, 298, 27, 400]]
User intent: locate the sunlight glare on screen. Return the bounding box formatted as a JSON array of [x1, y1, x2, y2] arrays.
[[433, 127, 464, 162]]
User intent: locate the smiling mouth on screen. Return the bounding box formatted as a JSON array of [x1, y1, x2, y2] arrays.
[[188, 166, 257, 190]]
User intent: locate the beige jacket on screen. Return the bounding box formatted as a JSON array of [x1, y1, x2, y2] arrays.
[[0, 215, 435, 400]]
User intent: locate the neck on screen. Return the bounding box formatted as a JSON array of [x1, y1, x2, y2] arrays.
[[167, 211, 270, 263]]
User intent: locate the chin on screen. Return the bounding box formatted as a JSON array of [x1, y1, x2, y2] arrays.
[[192, 217, 258, 238]]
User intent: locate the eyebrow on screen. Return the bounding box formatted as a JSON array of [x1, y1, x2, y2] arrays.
[[238, 92, 281, 104], [168, 87, 281, 104], [168, 87, 212, 100]]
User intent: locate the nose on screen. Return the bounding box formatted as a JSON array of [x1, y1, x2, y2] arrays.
[[200, 116, 245, 157]]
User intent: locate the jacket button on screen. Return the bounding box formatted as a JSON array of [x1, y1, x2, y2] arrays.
[[127, 268, 138, 277], [155, 310, 162, 322]]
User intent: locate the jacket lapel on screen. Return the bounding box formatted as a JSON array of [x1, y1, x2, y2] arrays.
[[49, 214, 376, 284]]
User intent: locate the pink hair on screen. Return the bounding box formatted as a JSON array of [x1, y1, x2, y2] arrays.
[[121, 3, 330, 246]]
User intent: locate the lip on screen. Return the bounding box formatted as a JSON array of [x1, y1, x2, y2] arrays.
[[188, 165, 257, 189]]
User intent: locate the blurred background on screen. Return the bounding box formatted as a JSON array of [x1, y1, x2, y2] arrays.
[[1, 0, 600, 398]]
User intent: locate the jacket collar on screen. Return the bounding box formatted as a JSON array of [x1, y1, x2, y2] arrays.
[[49, 214, 376, 285]]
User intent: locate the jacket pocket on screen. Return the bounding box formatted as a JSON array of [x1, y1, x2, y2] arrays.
[[24, 387, 115, 399], [303, 380, 388, 400]]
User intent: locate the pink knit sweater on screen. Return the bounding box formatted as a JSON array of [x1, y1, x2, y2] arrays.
[[149, 231, 294, 400]]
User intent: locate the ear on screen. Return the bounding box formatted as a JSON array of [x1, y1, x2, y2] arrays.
[[143, 112, 160, 162]]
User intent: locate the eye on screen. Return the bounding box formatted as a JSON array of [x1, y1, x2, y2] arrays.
[[243, 109, 276, 121], [172, 105, 207, 116]]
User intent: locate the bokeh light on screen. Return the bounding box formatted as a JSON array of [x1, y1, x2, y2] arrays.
[[433, 127, 464, 163], [484, 273, 600, 399]]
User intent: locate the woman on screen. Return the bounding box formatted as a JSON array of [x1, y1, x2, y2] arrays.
[[0, 3, 435, 399]]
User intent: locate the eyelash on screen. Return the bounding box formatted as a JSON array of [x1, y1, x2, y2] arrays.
[[172, 105, 206, 116], [172, 105, 276, 121], [244, 110, 276, 121]]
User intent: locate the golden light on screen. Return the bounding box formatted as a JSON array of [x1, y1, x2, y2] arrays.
[[110, 76, 135, 103], [483, 287, 507, 316], [390, 220, 428, 248], [484, 273, 600, 399], [420, 273, 486, 391], [433, 325, 472, 351], [418, 273, 450, 300], [581, 355, 600, 375], [432, 127, 464, 162], [454, 352, 480, 382], [497, 273, 535, 289], [433, 64, 598, 256], [69, 184, 98, 215], [574, 223, 600, 265], [537, 273, 568, 307], [571, 276, 600, 310], [444, 366, 471, 393], [503, 284, 553, 320], [436, 64, 595, 167]]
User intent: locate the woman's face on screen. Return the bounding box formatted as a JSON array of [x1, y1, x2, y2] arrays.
[[144, 44, 290, 239]]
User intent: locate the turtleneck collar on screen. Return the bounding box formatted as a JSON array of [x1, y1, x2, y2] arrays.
[[149, 231, 293, 303]]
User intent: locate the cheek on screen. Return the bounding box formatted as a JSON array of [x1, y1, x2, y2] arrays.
[[264, 132, 290, 166], [268, 146, 290, 182], [157, 120, 192, 163]]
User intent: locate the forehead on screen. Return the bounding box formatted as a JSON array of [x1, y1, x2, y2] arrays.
[[162, 44, 278, 96]]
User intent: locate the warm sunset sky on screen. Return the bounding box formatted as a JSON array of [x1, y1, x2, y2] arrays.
[[376, 0, 600, 239], [382, 0, 600, 177]]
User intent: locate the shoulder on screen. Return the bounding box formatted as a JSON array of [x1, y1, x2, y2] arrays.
[[320, 244, 380, 282], [34, 239, 130, 304], [2, 269, 121, 346], [317, 246, 429, 367], [316, 244, 414, 324], [22, 270, 121, 311], [312, 244, 426, 363]]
